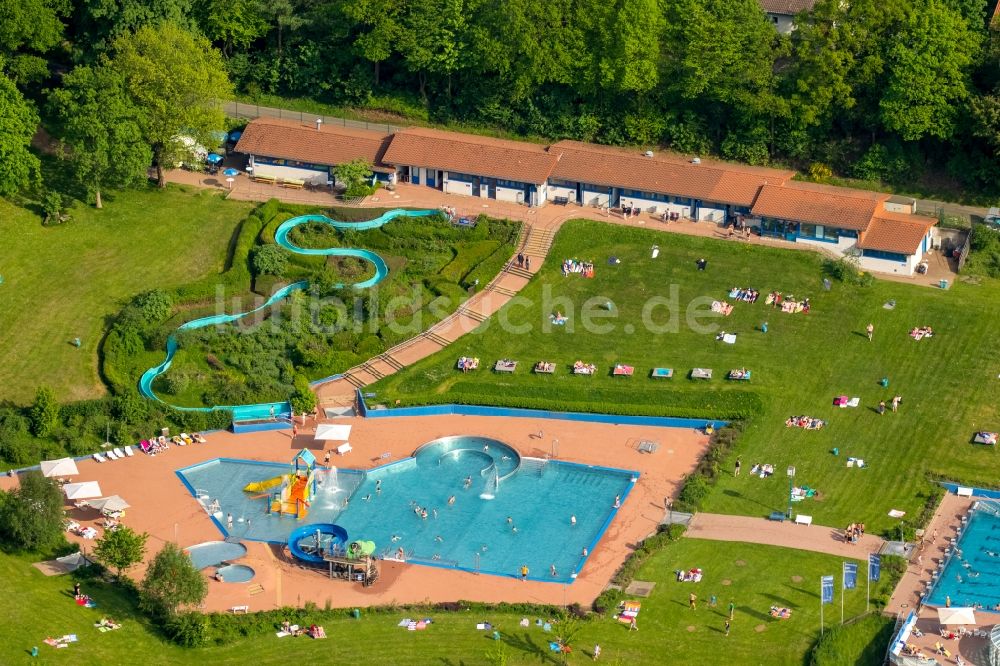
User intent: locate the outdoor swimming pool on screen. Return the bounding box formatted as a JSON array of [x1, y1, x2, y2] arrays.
[[216, 564, 255, 583], [926, 500, 1000, 608], [186, 541, 247, 570], [176, 436, 638, 583]]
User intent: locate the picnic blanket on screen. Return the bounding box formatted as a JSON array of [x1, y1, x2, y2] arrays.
[[750, 463, 775, 478], [974, 432, 998, 445], [573, 361, 596, 375], [44, 634, 78, 648], [457, 356, 479, 371], [786, 416, 826, 429], [833, 395, 860, 408], [613, 364, 634, 376], [651, 367, 673, 378], [675, 568, 703, 582], [711, 301, 733, 316], [770, 606, 792, 619], [691, 368, 712, 379], [728, 368, 751, 380]]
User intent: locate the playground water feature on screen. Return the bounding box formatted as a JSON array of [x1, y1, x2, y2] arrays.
[[138, 208, 439, 418], [177, 436, 638, 583], [926, 500, 1000, 608]]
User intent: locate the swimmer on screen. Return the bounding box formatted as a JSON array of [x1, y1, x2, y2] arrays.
[[396, 547, 405, 560], [414, 505, 422, 516], [550, 564, 557, 576], [481, 545, 488, 552], [483, 444, 489, 452], [571, 515, 577, 526], [464, 476, 472, 489], [512, 526, 519, 533], [421, 509, 428, 520], [362, 494, 372, 501], [970, 571, 980, 578], [582, 547, 588, 557], [506, 516, 513, 524], [342, 499, 349, 508], [448, 495, 456, 506], [433, 508, 438, 520], [391, 535, 401, 543], [432, 554, 441, 561], [987, 550, 1000, 557], [376, 480, 382, 493], [435, 535, 444, 542], [613, 495, 621, 508]]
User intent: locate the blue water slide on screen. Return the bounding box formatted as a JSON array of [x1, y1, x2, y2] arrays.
[[138, 208, 438, 418], [287, 523, 349, 564]]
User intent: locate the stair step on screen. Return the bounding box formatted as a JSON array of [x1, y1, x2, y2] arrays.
[[380, 354, 404, 371], [493, 285, 517, 297], [342, 373, 366, 388], [425, 331, 451, 346], [461, 308, 487, 322], [507, 266, 533, 279], [363, 363, 385, 380]]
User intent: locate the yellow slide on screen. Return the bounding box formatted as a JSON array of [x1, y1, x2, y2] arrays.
[[288, 476, 310, 518], [244, 475, 284, 493]]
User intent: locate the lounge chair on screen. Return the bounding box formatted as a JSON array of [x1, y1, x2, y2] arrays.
[[651, 367, 673, 378], [105, 450, 118, 460], [123, 446, 134, 457], [92, 453, 107, 463], [112, 448, 125, 458], [613, 364, 634, 377], [192, 433, 207, 443], [336, 442, 352, 456], [690, 368, 712, 380], [974, 432, 998, 445]]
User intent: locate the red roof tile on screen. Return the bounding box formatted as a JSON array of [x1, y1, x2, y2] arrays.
[[751, 182, 888, 230], [234, 118, 395, 172], [858, 212, 936, 255], [760, 0, 815, 15], [549, 141, 794, 207], [382, 127, 557, 184]]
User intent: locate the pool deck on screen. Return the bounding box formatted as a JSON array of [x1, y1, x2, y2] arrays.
[[3, 414, 708, 612]]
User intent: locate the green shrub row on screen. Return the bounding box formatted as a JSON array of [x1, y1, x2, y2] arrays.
[[674, 423, 745, 513], [809, 613, 897, 666], [592, 524, 687, 614]]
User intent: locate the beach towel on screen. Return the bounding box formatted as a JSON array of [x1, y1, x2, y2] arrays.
[[722, 334, 737, 344]]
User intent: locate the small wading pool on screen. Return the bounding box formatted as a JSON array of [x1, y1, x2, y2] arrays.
[[186, 541, 247, 570], [215, 564, 255, 583]]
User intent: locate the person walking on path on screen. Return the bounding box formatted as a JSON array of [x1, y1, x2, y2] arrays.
[[525, 256, 531, 271], [878, 400, 887, 415], [866, 323, 874, 341], [734, 458, 741, 477], [593, 644, 601, 660], [891, 395, 901, 412], [689, 593, 697, 610], [729, 600, 735, 620], [725, 620, 731, 636], [520, 564, 529, 582]]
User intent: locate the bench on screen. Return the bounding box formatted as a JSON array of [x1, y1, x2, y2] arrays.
[[336, 442, 353, 456], [768, 511, 786, 522], [553, 196, 570, 206], [251, 175, 276, 184], [794, 514, 813, 526], [230, 605, 249, 614], [957, 486, 973, 497], [279, 179, 304, 189]]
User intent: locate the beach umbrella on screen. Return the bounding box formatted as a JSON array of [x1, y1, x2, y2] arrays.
[[63, 481, 102, 500], [228, 130, 243, 144], [937, 607, 976, 626], [223, 168, 240, 177], [40, 457, 79, 477], [206, 153, 224, 165], [89, 495, 130, 513], [314, 424, 351, 441]]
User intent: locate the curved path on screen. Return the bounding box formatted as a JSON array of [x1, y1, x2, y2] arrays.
[[139, 209, 437, 419], [686, 512, 884, 559]]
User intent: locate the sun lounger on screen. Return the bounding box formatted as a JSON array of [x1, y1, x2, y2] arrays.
[[192, 433, 207, 443], [494, 360, 517, 373], [637, 440, 659, 454], [974, 432, 998, 445], [651, 367, 673, 378], [92, 453, 107, 463], [690, 368, 712, 380], [613, 364, 634, 376], [230, 605, 249, 614], [123, 446, 134, 456], [336, 442, 352, 455], [180, 433, 194, 444], [113, 448, 125, 458], [106, 450, 119, 460], [727, 369, 751, 381]]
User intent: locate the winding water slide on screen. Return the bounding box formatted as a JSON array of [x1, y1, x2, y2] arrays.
[[287, 523, 349, 564]]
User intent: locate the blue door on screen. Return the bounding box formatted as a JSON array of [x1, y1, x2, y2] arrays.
[[412, 167, 420, 185], [426, 170, 435, 188]]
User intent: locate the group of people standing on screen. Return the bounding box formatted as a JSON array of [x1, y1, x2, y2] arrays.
[[516, 253, 531, 270], [845, 522, 865, 544]]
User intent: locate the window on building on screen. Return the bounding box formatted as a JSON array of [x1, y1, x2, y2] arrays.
[[862, 249, 906, 262]]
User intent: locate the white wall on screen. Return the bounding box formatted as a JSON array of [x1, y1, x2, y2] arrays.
[[697, 205, 726, 223], [859, 253, 917, 276], [795, 234, 858, 257], [496, 186, 525, 203], [768, 13, 795, 34], [548, 184, 577, 202], [620, 195, 692, 219], [884, 200, 917, 214], [252, 162, 328, 185], [443, 179, 473, 196]]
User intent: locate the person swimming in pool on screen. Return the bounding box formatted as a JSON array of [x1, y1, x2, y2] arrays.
[[435, 535, 443, 542], [362, 494, 372, 501], [448, 495, 456, 506], [391, 535, 401, 542], [464, 476, 472, 489], [506, 516, 513, 525]]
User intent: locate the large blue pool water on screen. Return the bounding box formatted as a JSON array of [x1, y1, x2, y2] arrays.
[[186, 541, 247, 569], [926, 500, 1000, 608], [176, 436, 638, 583]]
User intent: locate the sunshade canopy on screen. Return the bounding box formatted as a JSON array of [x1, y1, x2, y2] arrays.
[[937, 606, 976, 625], [89, 495, 130, 512], [63, 481, 102, 499], [41, 457, 79, 477], [314, 424, 352, 441]]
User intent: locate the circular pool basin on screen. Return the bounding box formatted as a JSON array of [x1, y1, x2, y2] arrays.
[[186, 541, 247, 570], [215, 564, 255, 583]]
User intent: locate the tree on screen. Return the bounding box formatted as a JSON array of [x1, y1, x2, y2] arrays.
[[29, 386, 60, 437], [879, 0, 981, 141], [289, 373, 316, 415], [334, 158, 374, 196], [598, 0, 663, 94], [400, 0, 472, 101], [139, 542, 207, 617], [0, 72, 41, 197], [0, 0, 68, 83], [252, 244, 289, 277], [48, 64, 152, 208], [339, 0, 402, 86], [110, 23, 233, 187], [195, 0, 268, 57], [73, 0, 193, 61], [0, 471, 65, 551], [94, 526, 148, 579]]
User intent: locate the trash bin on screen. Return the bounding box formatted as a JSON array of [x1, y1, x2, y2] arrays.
[[832, 447, 839, 456], [939, 279, 948, 289], [880, 377, 889, 388], [351, 608, 360, 619]]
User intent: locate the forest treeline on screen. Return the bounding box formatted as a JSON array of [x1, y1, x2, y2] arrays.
[[2, 0, 1000, 201]]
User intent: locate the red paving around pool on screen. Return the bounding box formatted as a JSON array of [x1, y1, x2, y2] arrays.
[[3, 415, 708, 612]]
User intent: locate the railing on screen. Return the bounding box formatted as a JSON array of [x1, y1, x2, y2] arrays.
[[225, 101, 405, 135]]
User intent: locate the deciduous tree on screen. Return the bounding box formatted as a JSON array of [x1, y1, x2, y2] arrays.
[[139, 542, 207, 617], [0, 71, 41, 196], [0, 472, 65, 551], [94, 526, 148, 579]]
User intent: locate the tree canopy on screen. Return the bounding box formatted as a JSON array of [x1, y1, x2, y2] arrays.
[[0, 72, 41, 197], [139, 542, 207, 617], [94, 526, 148, 578], [0, 471, 65, 551]]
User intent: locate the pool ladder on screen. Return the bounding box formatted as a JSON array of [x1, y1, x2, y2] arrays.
[[520, 457, 548, 477]]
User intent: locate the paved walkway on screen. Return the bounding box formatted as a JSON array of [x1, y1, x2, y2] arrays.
[[687, 513, 885, 559]]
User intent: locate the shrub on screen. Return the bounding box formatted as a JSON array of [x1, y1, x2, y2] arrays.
[[0, 471, 66, 551], [252, 244, 289, 277], [165, 612, 209, 647], [133, 290, 173, 323], [140, 542, 207, 618], [592, 524, 686, 614], [29, 386, 60, 437], [822, 257, 874, 287], [289, 374, 316, 415]]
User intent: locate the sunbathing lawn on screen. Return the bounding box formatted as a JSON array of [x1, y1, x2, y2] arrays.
[[370, 219, 1000, 535], [1, 538, 890, 665], [0, 187, 253, 404]]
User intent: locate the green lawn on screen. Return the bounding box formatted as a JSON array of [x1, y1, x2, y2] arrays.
[[0, 187, 253, 404], [1, 538, 890, 665], [370, 219, 1000, 534]]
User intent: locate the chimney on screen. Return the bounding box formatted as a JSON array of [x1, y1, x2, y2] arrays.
[[315, 118, 323, 131]]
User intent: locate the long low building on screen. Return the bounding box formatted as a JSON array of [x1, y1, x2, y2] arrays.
[[230, 117, 940, 276]]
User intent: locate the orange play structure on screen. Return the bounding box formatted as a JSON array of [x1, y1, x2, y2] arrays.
[[244, 448, 317, 520]]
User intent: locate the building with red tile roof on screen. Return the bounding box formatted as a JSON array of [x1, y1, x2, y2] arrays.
[[382, 127, 557, 205], [234, 117, 394, 186]]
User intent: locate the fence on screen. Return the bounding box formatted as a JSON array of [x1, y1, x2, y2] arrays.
[[225, 101, 405, 135]]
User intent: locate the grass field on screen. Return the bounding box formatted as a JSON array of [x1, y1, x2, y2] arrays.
[[0, 187, 253, 405], [370, 219, 1000, 534], [2, 537, 891, 665]]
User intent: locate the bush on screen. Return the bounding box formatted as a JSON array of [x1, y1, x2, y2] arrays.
[[592, 524, 686, 614], [289, 373, 316, 415], [822, 257, 874, 287], [29, 386, 60, 437], [133, 290, 173, 324], [811, 614, 896, 666], [140, 542, 207, 618], [165, 612, 209, 647], [0, 471, 66, 551]]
